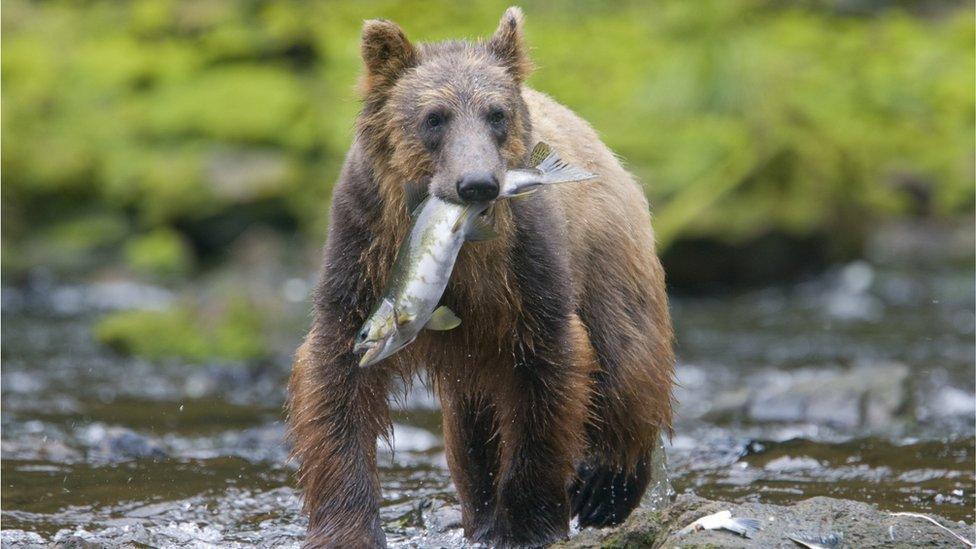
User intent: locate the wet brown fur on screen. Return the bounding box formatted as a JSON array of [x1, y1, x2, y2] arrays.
[[287, 7, 674, 548]]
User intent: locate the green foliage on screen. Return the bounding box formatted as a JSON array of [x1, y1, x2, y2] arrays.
[[524, 1, 974, 247], [3, 213, 130, 275], [34, 213, 130, 255], [3, 0, 973, 273], [93, 297, 268, 362], [124, 228, 194, 277], [95, 308, 210, 361]]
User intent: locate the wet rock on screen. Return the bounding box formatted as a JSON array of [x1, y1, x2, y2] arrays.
[[78, 423, 167, 461], [1, 287, 28, 315], [159, 422, 292, 464], [926, 386, 976, 419], [52, 533, 102, 549], [180, 362, 284, 404], [824, 261, 884, 322], [673, 364, 750, 421], [48, 523, 223, 548], [1, 393, 84, 417], [1, 434, 83, 463], [421, 499, 463, 533], [700, 387, 752, 420], [150, 522, 225, 546], [184, 363, 259, 398], [556, 495, 973, 548], [747, 362, 909, 429], [54, 281, 175, 316], [0, 529, 47, 548], [3, 371, 45, 393], [748, 372, 807, 423], [226, 423, 290, 464], [763, 455, 822, 472], [4, 279, 175, 317], [7, 489, 304, 548]]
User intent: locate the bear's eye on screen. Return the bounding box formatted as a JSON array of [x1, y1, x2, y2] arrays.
[[486, 108, 508, 143], [487, 109, 506, 126], [420, 110, 450, 151], [425, 112, 444, 129]]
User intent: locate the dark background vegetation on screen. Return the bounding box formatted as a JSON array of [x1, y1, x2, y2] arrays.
[[2, 0, 973, 360]]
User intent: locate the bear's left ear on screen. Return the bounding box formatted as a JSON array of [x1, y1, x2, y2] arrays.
[[489, 7, 532, 83]]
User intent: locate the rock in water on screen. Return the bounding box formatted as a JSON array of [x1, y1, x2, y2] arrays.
[[555, 495, 972, 548], [747, 362, 909, 429]]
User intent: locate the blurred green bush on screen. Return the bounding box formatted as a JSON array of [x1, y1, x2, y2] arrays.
[[124, 228, 194, 278], [3, 0, 973, 277], [93, 295, 268, 361]]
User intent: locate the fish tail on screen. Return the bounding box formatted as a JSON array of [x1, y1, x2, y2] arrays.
[[730, 517, 761, 538], [533, 142, 598, 184]]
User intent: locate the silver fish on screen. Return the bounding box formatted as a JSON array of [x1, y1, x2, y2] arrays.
[[788, 532, 843, 549], [677, 510, 762, 539], [353, 143, 596, 367]]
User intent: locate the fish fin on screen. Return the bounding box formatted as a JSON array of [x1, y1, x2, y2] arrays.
[[466, 215, 499, 241], [451, 205, 471, 233], [510, 187, 539, 199], [405, 184, 428, 217], [730, 517, 761, 538], [529, 141, 553, 167], [535, 144, 598, 184], [426, 306, 461, 331], [787, 537, 816, 549], [788, 532, 842, 549]]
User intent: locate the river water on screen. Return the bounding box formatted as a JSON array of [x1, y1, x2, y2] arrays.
[[2, 249, 973, 547]]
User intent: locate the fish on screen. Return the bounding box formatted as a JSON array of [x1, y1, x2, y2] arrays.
[[788, 532, 843, 549], [353, 142, 596, 368], [676, 510, 761, 539], [499, 141, 596, 199]]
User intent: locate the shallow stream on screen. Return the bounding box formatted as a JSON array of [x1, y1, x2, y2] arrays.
[[2, 256, 973, 547]]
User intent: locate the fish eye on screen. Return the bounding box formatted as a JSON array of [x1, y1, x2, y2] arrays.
[[357, 330, 368, 342]]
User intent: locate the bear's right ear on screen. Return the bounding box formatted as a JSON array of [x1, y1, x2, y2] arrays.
[[360, 19, 416, 96], [489, 7, 531, 83]]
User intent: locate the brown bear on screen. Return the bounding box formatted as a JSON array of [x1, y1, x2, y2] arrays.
[[287, 7, 675, 548]]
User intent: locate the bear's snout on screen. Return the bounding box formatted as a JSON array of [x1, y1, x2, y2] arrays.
[[456, 173, 500, 203]]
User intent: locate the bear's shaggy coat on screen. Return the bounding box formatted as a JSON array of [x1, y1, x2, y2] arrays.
[[288, 7, 674, 547]]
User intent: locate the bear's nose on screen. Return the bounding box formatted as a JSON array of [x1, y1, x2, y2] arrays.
[[456, 173, 499, 203]]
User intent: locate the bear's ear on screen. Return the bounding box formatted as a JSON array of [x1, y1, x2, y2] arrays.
[[360, 19, 416, 95], [489, 6, 532, 83]]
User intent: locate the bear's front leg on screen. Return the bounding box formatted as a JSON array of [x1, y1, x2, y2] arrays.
[[482, 200, 594, 548], [287, 179, 393, 548], [288, 328, 392, 548], [439, 390, 501, 540], [484, 313, 593, 547]]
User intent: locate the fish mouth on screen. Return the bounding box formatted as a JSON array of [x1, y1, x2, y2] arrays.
[[356, 343, 384, 368]]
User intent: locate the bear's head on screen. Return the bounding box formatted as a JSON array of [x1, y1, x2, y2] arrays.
[[356, 7, 533, 209]]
